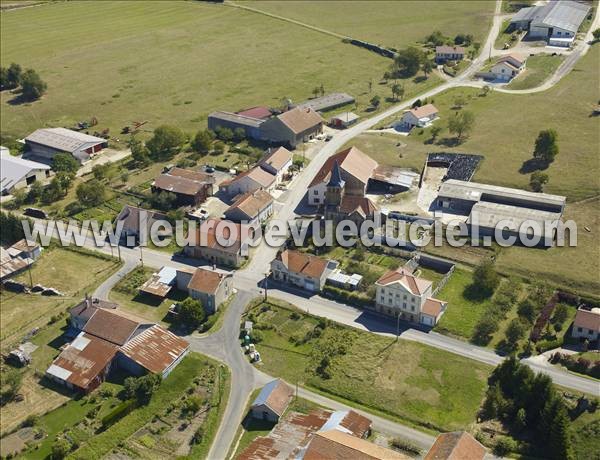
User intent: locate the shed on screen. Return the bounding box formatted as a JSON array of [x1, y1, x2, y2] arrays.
[[330, 112, 359, 129], [251, 379, 293, 422]]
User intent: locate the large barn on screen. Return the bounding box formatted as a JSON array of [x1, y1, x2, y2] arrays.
[[25, 128, 107, 164]]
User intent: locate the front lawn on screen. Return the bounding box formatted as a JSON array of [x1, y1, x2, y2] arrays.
[[245, 300, 491, 432], [506, 54, 565, 90]]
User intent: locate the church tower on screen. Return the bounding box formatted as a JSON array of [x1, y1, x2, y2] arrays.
[[325, 161, 345, 207]]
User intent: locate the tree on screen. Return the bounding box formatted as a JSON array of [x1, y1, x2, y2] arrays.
[[191, 129, 214, 155], [593, 28, 600, 42], [473, 259, 499, 296], [382, 71, 392, 83], [424, 30, 446, 46], [146, 125, 186, 160], [473, 316, 497, 345], [41, 178, 66, 204], [129, 136, 150, 167], [214, 126, 233, 142], [1, 368, 23, 403], [233, 127, 246, 143], [52, 153, 79, 174], [370, 95, 381, 109], [0, 67, 8, 90], [391, 83, 404, 101], [514, 407, 527, 432], [123, 374, 161, 404], [548, 405, 574, 460], [76, 179, 106, 207], [51, 438, 72, 460], [518, 298, 538, 324], [422, 60, 434, 78], [213, 141, 225, 155], [393, 47, 424, 77], [533, 129, 559, 164], [178, 297, 206, 329], [505, 318, 526, 348], [481, 382, 505, 419], [20, 68, 47, 101], [481, 85, 491, 97], [149, 190, 176, 211], [312, 86, 320, 97], [6, 63, 22, 89], [447, 110, 475, 142], [430, 125, 442, 141], [530, 171, 549, 192], [26, 181, 43, 204], [9, 189, 27, 209], [453, 95, 466, 109]]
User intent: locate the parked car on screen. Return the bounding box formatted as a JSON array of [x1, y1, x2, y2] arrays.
[[205, 165, 215, 173], [24, 207, 48, 219]]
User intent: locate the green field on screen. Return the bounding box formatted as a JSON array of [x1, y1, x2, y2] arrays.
[[247, 300, 491, 432], [506, 54, 565, 90], [247, 1, 495, 48], [433, 269, 496, 340], [369, 46, 600, 201], [0, 247, 121, 349], [0, 0, 450, 141]]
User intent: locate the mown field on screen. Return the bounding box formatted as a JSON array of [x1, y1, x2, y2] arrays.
[[246, 300, 491, 432], [246, 1, 495, 48], [0, 246, 121, 349], [0, 0, 451, 141], [506, 53, 565, 90]]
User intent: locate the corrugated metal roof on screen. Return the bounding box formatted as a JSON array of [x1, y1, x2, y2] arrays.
[[297, 93, 355, 112], [25, 128, 105, 153], [534, 0, 590, 33], [208, 111, 265, 128], [1, 151, 50, 193]]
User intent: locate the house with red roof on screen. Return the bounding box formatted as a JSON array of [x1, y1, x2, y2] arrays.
[[375, 268, 447, 326], [398, 103, 439, 130]]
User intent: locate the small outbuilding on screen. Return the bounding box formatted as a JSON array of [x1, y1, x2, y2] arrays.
[[330, 112, 359, 129], [250, 379, 294, 423]]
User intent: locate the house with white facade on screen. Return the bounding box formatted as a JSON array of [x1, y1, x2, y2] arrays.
[[375, 268, 447, 326], [490, 54, 527, 81], [218, 166, 276, 198], [259, 146, 293, 183], [571, 307, 600, 342], [271, 249, 338, 292], [397, 104, 439, 130]]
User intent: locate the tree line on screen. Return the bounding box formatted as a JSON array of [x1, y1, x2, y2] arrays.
[[0, 62, 47, 101]]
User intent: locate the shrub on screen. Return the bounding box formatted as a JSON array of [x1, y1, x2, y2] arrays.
[[390, 438, 422, 455], [182, 395, 203, 415], [101, 399, 137, 428], [493, 437, 517, 456]]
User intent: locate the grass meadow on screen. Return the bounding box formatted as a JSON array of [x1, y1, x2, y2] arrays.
[[506, 53, 565, 90], [247, 300, 491, 432], [0, 0, 470, 141]]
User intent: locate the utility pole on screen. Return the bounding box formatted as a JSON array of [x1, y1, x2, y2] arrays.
[[139, 245, 144, 268], [264, 271, 269, 301]]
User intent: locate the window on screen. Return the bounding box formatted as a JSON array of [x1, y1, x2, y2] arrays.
[[313, 190, 318, 195], [411, 306, 415, 312], [556, 31, 561, 36], [578, 327, 583, 332], [589, 329, 594, 335]]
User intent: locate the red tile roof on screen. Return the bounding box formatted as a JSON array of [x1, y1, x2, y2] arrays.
[[277, 107, 323, 134], [409, 103, 439, 119], [221, 166, 276, 189], [309, 146, 378, 188], [190, 218, 250, 255], [118, 325, 189, 374], [304, 430, 409, 460], [187, 267, 229, 295], [425, 431, 486, 460], [573, 308, 600, 332], [421, 298, 446, 318], [376, 268, 432, 295], [225, 189, 273, 220], [83, 309, 141, 346], [236, 106, 272, 119], [278, 249, 329, 278], [338, 195, 377, 218]]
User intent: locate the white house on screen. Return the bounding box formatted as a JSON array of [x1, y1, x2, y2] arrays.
[[571, 307, 600, 342], [375, 268, 447, 326], [398, 104, 439, 130], [218, 166, 276, 198], [258, 146, 292, 183], [1, 151, 51, 195], [490, 54, 527, 81]]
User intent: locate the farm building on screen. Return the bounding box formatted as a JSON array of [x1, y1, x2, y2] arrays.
[[397, 104, 439, 130], [437, 179, 566, 246], [435, 45, 465, 62], [0, 239, 41, 281], [296, 92, 355, 112], [208, 111, 264, 141], [0, 151, 51, 195], [329, 112, 359, 129], [224, 189, 274, 225], [47, 306, 189, 392], [250, 379, 294, 423], [510, 0, 590, 46], [152, 167, 214, 207], [302, 430, 408, 460], [139, 266, 178, 298], [258, 146, 292, 182], [271, 249, 338, 292], [219, 166, 276, 197], [236, 106, 273, 119], [185, 267, 233, 314], [261, 107, 324, 148], [24, 128, 107, 164]]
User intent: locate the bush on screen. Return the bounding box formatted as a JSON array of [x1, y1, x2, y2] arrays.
[[51, 438, 72, 459], [390, 438, 422, 455], [101, 399, 137, 428], [493, 437, 517, 456], [182, 395, 203, 415], [322, 285, 372, 308]]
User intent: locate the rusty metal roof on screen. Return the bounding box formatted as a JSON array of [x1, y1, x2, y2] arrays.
[[118, 325, 189, 374]]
